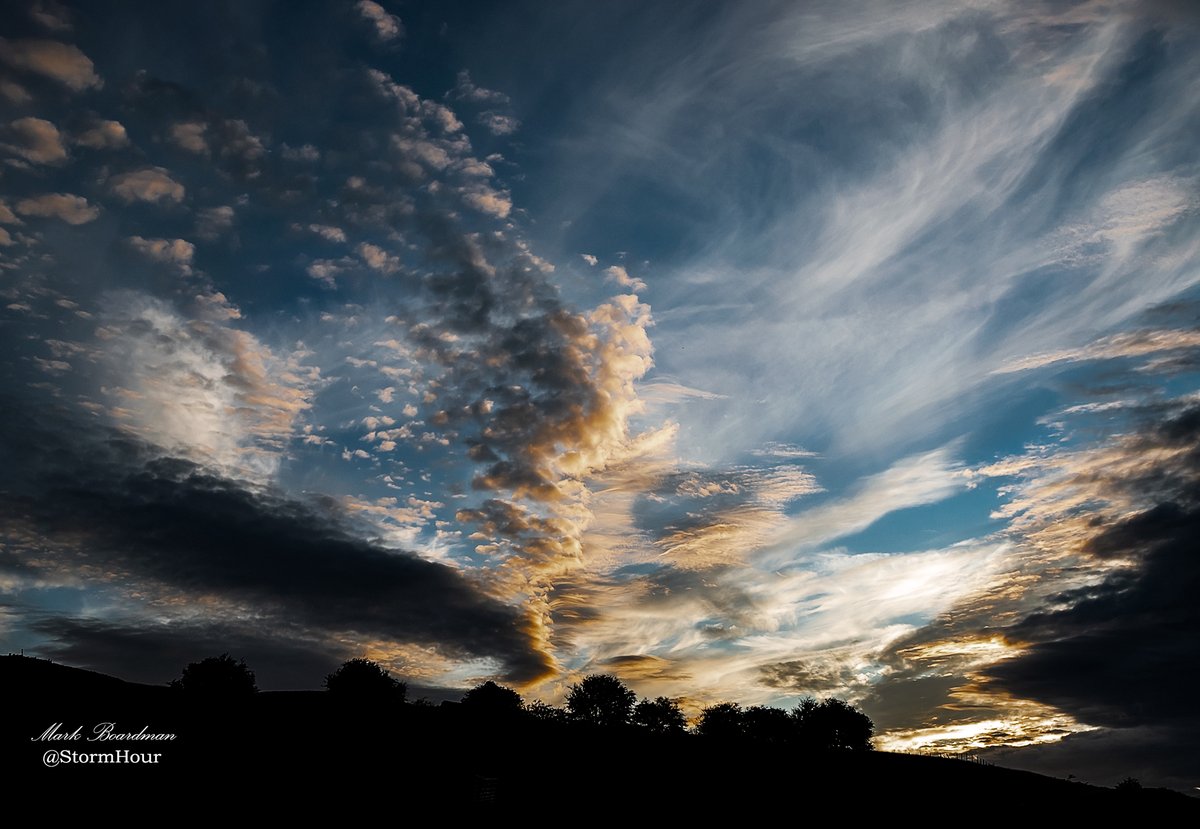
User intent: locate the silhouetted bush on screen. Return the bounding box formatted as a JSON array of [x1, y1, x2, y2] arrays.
[[170, 653, 257, 697], [462, 680, 523, 715], [324, 658, 406, 701], [1116, 777, 1143, 793], [566, 674, 636, 727], [633, 696, 687, 734], [793, 696, 873, 751], [697, 702, 744, 739]]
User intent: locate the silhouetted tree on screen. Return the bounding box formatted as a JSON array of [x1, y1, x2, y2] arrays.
[[324, 658, 406, 701], [743, 705, 795, 743], [170, 653, 257, 697], [632, 697, 687, 734], [462, 680, 523, 715], [566, 674, 636, 727], [697, 702, 744, 739], [793, 696, 873, 750], [525, 700, 568, 724], [1116, 777, 1143, 793]]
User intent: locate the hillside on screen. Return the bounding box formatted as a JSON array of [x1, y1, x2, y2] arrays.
[[7, 655, 1197, 815]]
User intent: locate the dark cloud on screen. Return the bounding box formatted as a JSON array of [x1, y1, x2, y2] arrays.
[[979, 725, 1200, 792], [959, 400, 1200, 788], [29, 616, 345, 690], [0, 401, 551, 683]]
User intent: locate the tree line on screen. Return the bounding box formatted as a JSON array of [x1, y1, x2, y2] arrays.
[[170, 654, 874, 750]]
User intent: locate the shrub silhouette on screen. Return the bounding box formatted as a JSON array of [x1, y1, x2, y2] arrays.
[[324, 658, 406, 700], [1116, 777, 1143, 793], [170, 653, 257, 697], [462, 680, 523, 715], [633, 696, 687, 734], [697, 702, 744, 739], [793, 696, 873, 750], [566, 674, 636, 727]]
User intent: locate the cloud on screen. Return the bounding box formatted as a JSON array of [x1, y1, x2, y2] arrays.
[[281, 143, 320, 162], [15, 192, 98, 224], [32, 617, 346, 691], [307, 258, 353, 288], [460, 185, 512, 218], [0, 38, 100, 90], [169, 121, 208, 154], [0, 79, 31, 103], [109, 167, 185, 204], [195, 206, 234, 240], [581, 254, 598, 266], [94, 292, 314, 478], [479, 112, 520, 136], [604, 265, 647, 292], [450, 70, 509, 105], [73, 118, 129, 149], [358, 242, 399, 272], [984, 401, 1200, 733], [3, 117, 67, 164], [29, 1, 72, 32], [306, 224, 346, 243], [856, 341, 1200, 787], [996, 328, 1200, 373], [0, 406, 550, 684], [213, 118, 266, 174], [761, 446, 968, 559], [356, 0, 403, 41], [127, 236, 195, 273]]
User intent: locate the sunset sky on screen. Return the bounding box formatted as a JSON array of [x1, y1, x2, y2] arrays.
[[2, 0, 1198, 790]]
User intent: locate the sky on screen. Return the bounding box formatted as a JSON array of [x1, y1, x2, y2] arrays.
[[2, 0, 1199, 790]]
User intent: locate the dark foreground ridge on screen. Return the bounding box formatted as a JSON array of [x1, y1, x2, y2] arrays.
[[7, 655, 1198, 815]]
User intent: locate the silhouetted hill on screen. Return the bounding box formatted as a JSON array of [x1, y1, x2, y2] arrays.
[[7, 655, 1198, 816]]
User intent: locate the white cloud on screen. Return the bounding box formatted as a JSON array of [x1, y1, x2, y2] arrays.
[[478, 112, 520, 136], [461, 185, 512, 218], [73, 119, 129, 149], [762, 445, 968, 560], [109, 167, 185, 204], [306, 224, 346, 243], [997, 329, 1200, 374], [604, 265, 647, 292], [307, 258, 353, 289], [0, 38, 101, 90], [392, 135, 451, 170], [581, 254, 598, 266], [98, 292, 314, 480], [358, 242, 399, 273], [127, 236, 195, 273], [3, 117, 67, 164], [425, 102, 463, 134], [15, 193, 98, 224], [169, 121, 208, 154], [356, 0, 403, 41]]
